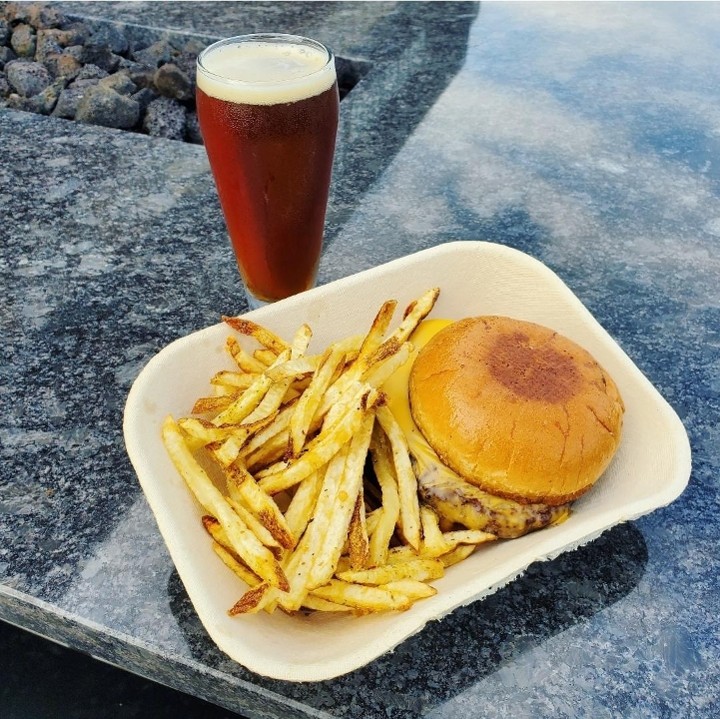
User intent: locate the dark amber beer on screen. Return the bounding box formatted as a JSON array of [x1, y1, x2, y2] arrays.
[[196, 35, 339, 306]]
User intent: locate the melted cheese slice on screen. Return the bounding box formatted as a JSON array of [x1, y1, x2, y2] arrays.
[[381, 319, 451, 468]]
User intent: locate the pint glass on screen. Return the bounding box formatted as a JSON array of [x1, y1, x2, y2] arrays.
[[196, 34, 339, 306]]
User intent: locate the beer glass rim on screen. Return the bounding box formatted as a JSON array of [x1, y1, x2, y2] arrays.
[[196, 33, 335, 86]]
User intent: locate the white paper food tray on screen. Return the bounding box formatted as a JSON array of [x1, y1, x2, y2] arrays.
[[123, 241, 691, 682]]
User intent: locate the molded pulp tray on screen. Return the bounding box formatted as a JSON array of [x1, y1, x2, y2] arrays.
[[123, 241, 691, 682]]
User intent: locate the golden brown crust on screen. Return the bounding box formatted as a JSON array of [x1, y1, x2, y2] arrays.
[[409, 316, 624, 506]]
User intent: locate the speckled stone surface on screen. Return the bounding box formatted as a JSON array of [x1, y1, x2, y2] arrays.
[[2, 2, 719, 718]]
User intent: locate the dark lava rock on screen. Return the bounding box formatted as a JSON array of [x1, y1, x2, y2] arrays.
[[81, 42, 121, 73], [43, 51, 81, 80], [131, 86, 157, 113], [74, 63, 107, 81], [5, 59, 51, 96], [124, 63, 155, 90], [10, 23, 36, 57], [75, 84, 140, 129], [27, 3, 67, 30], [0, 73, 9, 98], [0, 19, 9, 45], [98, 71, 136, 95], [3, 2, 33, 26], [58, 22, 90, 47], [6, 76, 63, 114], [143, 95, 186, 139], [35, 29, 62, 61], [52, 77, 98, 119], [88, 23, 128, 56], [0, 45, 17, 69], [62, 44, 83, 61], [132, 40, 174, 69], [154, 62, 193, 101]]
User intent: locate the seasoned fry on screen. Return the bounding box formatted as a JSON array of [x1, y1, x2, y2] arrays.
[[253, 348, 277, 366], [257, 388, 376, 495], [226, 335, 267, 374], [337, 558, 444, 585], [223, 316, 289, 354], [191, 395, 233, 415], [307, 410, 375, 589], [228, 581, 274, 615], [381, 579, 437, 601], [355, 299, 398, 368], [283, 468, 324, 540], [376, 405, 421, 550], [384, 287, 440, 346], [311, 579, 412, 612], [227, 497, 282, 550], [161, 416, 288, 591], [437, 543, 478, 567], [347, 489, 370, 570], [212, 349, 291, 427], [224, 463, 295, 550], [287, 344, 347, 458], [210, 370, 258, 391], [211, 540, 262, 588], [369, 426, 401, 566], [420, 504, 451, 557]]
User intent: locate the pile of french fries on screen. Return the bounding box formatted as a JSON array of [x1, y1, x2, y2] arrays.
[[161, 288, 496, 616]]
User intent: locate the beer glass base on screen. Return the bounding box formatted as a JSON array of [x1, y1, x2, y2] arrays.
[[243, 287, 270, 310]]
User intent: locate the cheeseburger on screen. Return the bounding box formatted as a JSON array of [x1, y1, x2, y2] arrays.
[[383, 315, 624, 539]]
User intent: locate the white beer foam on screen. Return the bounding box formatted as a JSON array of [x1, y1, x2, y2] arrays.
[[197, 41, 336, 106]]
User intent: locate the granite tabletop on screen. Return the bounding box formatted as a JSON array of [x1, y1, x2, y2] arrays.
[[2, 2, 719, 718]]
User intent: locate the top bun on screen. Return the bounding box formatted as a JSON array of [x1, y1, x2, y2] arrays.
[[408, 316, 624, 506]]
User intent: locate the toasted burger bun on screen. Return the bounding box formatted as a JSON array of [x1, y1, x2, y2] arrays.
[[408, 316, 624, 506]]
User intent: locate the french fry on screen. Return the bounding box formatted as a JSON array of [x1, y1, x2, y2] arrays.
[[369, 426, 401, 566], [347, 489, 370, 570], [161, 416, 288, 591], [223, 316, 289, 355], [253, 348, 277, 366], [381, 579, 437, 601], [302, 594, 353, 612], [354, 299, 398, 368], [365, 507, 383, 538], [227, 497, 282, 550], [420, 504, 452, 557], [225, 335, 267, 374], [191, 395, 232, 415], [376, 405, 421, 550], [211, 540, 263, 588], [212, 349, 291, 427], [210, 370, 258, 392], [224, 463, 295, 550], [307, 410, 375, 589], [383, 287, 440, 346], [441, 529, 497, 550], [257, 388, 375, 495], [266, 357, 319, 382], [287, 344, 347, 458], [336, 558, 444, 585], [228, 581, 275, 615], [311, 579, 412, 612], [283, 468, 324, 540], [438, 543, 478, 567]]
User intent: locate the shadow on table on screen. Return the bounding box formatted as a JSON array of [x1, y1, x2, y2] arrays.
[[167, 521, 647, 717], [352, 521, 648, 716]]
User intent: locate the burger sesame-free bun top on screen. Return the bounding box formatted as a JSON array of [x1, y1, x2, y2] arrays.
[[408, 316, 625, 506]]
